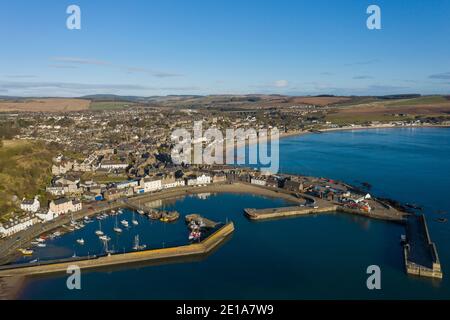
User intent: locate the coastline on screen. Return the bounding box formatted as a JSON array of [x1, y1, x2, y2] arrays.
[[226, 124, 450, 160]]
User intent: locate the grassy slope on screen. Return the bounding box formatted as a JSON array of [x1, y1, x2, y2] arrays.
[[0, 140, 54, 220], [385, 95, 447, 106]]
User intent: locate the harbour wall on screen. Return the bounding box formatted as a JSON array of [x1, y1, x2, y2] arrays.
[[0, 222, 235, 278], [245, 204, 406, 222], [404, 215, 442, 279]]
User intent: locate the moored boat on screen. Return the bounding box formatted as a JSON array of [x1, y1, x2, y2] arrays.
[[189, 231, 201, 241], [99, 235, 111, 242], [18, 248, 34, 256], [148, 210, 162, 220], [160, 211, 180, 223]]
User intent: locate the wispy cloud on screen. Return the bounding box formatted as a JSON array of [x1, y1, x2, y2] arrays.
[[429, 72, 450, 80], [49, 57, 182, 78], [3, 75, 38, 79], [0, 80, 200, 96], [353, 75, 373, 80], [51, 57, 109, 65], [274, 80, 289, 88], [252, 80, 290, 89], [48, 64, 79, 69], [124, 66, 181, 78]]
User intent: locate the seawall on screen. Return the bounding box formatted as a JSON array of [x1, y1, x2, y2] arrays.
[[0, 222, 234, 278]]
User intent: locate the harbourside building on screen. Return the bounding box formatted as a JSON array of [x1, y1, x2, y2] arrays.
[[186, 174, 212, 186], [142, 177, 163, 192], [161, 176, 185, 189], [0, 214, 39, 238], [48, 198, 82, 216], [251, 177, 267, 187], [20, 196, 40, 213], [116, 180, 139, 190]]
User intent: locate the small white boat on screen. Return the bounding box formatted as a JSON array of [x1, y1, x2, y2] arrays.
[[99, 235, 111, 242], [132, 235, 147, 251], [76, 238, 85, 245], [37, 243, 46, 248], [400, 234, 407, 244], [96, 221, 104, 236], [132, 212, 139, 226], [121, 220, 129, 227], [114, 216, 123, 233]]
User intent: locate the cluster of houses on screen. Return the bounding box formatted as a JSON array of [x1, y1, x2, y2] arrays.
[[1, 157, 373, 239]]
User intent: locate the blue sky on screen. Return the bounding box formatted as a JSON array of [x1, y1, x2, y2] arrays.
[[0, 0, 449, 97]]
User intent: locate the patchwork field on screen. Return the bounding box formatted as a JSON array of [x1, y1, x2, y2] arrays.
[[89, 101, 135, 110], [326, 95, 450, 124], [0, 99, 90, 113]]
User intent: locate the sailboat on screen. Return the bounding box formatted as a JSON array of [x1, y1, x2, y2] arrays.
[[95, 220, 104, 236], [132, 212, 139, 226], [113, 215, 123, 233], [99, 235, 111, 242], [132, 235, 147, 251]]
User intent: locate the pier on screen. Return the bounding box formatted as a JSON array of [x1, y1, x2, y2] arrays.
[[0, 222, 234, 278], [403, 215, 442, 279], [245, 205, 338, 220], [244, 201, 406, 222]]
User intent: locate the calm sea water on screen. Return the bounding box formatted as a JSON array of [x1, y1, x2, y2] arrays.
[[20, 128, 450, 299]]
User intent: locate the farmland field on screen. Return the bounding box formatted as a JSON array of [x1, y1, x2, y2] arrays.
[[89, 101, 135, 110], [0, 99, 90, 113]]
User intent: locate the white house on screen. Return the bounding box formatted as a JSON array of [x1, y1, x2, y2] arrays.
[[161, 177, 186, 189], [197, 174, 211, 185], [100, 160, 129, 170], [0, 215, 39, 238], [143, 177, 162, 192], [116, 180, 139, 190], [20, 196, 40, 213], [36, 211, 57, 222], [251, 177, 267, 186], [187, 174, 212, 186]]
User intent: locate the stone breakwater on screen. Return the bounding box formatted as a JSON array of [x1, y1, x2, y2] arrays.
[[0, 222, 234, 278]]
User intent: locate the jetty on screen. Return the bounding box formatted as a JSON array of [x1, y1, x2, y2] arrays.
[[0, 222, 234, 278], [244, 201, 406, 222], [403, 215, 443, 279], [185, 214, 219, 228]]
